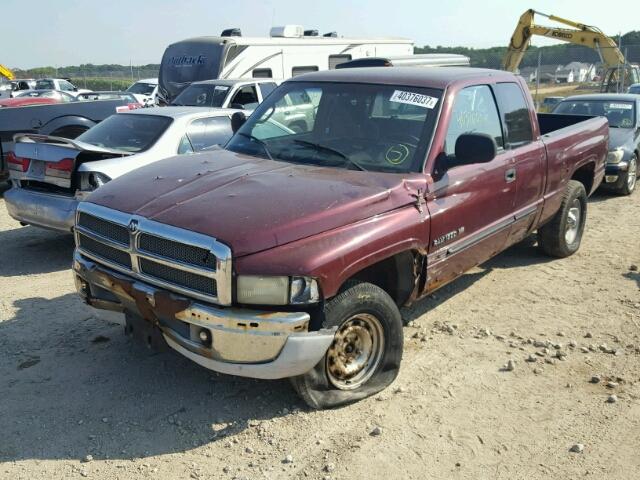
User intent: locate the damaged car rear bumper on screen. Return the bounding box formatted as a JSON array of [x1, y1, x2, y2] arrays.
[[4, 186, 78, 232], [72, 251, 335, 379]]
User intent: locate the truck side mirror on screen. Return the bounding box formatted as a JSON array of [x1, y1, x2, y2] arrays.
[[231, 111, 247, 133], [454, 133, 497, 165]]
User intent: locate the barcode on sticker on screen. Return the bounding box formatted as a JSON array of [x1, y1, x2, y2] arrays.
[[390, 90, 438, 109], [609, 103, 633, 110]]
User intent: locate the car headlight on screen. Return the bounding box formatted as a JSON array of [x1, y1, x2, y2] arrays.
[[607, 148, 624, 164], [236, 275, 320, 305]]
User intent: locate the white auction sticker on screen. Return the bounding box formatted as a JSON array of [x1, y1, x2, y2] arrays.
[[390, 90, 438, 109], [609, 103, 633, 110]]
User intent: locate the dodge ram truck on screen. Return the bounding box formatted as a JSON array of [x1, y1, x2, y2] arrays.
[[72, 67, 608, 408]]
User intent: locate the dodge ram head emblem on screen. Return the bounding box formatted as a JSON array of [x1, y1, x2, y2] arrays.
[[128, 219, 139, 233]]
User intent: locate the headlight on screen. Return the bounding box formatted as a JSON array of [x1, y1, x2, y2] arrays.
[[236, 275, 320, 305], [607, 148, 624, 164]]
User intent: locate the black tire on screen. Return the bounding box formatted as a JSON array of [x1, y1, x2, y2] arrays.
[[617, 154, 637, 196], [290, 281, 403, 409], [538, 179, 587, 258]]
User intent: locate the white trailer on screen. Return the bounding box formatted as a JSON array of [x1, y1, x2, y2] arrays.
[[158, 26, 414, 102]]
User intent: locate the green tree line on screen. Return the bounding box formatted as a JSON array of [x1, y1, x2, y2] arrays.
[[415, 31, 640, 69]]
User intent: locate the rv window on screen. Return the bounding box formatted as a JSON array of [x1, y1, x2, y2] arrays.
[[253, 68, 273, 78], [230, 85, 259, 110], [328, 55, 352, 69], [292, 66, 319, 77]]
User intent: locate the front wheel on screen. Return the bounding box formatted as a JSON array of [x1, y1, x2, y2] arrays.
[[538, 179, 587, 258], [290, 281, 403, 409], [618, 154, 637, 196]]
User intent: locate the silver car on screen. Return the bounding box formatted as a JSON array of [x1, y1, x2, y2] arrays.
[[4, 106, 239, 232]]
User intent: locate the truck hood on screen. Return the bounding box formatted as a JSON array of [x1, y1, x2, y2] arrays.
[[86, 149, 425, 256]]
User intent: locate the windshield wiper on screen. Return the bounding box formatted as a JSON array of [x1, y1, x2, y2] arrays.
[[292, 139, 368, 171], [236, 132, 274, 160], [292, 139, 347, 160]]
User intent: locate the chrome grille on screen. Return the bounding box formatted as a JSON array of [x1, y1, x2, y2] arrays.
[[139, 233, 216, 270], [77, 212, 129, 245], [74, 203, 232, 305], [78, 233, 132, 268], [139, 258, 217, 296]]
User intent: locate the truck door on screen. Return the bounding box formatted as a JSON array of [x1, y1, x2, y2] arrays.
[[493, 82, 545, 246], [426, 84, 515, 292]]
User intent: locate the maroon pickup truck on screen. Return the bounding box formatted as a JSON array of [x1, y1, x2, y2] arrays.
[[72, 68, 607, 408]]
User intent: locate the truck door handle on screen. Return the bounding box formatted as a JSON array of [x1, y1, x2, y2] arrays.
[[505, 168, 516, 183]]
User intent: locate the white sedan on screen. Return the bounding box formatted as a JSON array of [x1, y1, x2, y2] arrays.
[[4, 107, 239, 232]]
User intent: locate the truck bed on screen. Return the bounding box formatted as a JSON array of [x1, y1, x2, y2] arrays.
[[538, 113, 609, 224]]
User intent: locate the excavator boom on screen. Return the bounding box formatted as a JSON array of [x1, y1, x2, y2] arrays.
[[0, 64, 15, 81], [502, 9, 625, 72]]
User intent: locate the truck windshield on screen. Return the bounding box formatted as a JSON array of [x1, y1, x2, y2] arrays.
[[225, 82, 442, 173], [172, 84, 230, 107], [76, 114, 172, 153], [554, 100, 636, 128]]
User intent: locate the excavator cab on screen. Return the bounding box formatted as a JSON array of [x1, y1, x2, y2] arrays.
[[600, 65, 640, 93]]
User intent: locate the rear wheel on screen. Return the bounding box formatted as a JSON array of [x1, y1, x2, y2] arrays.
[[618, 154, 637, 196], [290, 281, 403, 409], [538, 179, 587, 258]]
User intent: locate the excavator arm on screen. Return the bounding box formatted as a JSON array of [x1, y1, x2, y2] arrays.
[[502, 9, 625, 72], [0, 64, 15, 81]]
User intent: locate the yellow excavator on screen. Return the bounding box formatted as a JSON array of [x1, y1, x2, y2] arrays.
[[0, 64, 14, 81], [502, 9, 639, 92]]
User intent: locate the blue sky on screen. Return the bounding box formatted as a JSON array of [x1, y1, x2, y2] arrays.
[[4, 0, 638, 68]]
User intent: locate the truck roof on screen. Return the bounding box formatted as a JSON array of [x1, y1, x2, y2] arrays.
[[562, 93, 640, 102], [287, 67, 516, 89]]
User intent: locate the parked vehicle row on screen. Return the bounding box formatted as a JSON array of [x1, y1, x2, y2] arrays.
[[68, 67, 611, 408]]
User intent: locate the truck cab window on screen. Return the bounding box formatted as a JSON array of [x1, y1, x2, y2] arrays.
[[259, 82, 278, 99], [230, 86, 259, 110], [494, 83, 534, 147], [444, 85, 504, 157]]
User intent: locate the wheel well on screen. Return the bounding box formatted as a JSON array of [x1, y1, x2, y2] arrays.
[[346, 251, 417, 306], [571, 162, 595, 195]]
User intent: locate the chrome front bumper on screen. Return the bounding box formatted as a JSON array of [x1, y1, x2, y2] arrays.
[[4, 186, 78, 232], [73, 252, 335, 379]]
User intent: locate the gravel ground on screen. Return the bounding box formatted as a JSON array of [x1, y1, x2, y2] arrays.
[[0, 183, 639, 480]]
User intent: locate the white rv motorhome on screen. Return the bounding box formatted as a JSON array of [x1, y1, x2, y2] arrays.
[[158, 26, 414, 102]]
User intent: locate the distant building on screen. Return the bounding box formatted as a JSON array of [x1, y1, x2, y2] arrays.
[[555, 62, 596, 83], [519, 65, 561, 84]]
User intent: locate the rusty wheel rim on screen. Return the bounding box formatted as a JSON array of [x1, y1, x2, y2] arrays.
[[326, 313, 385, 390]]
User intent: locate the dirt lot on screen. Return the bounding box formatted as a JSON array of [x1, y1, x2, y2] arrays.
[[0, 183, 639, 480]]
